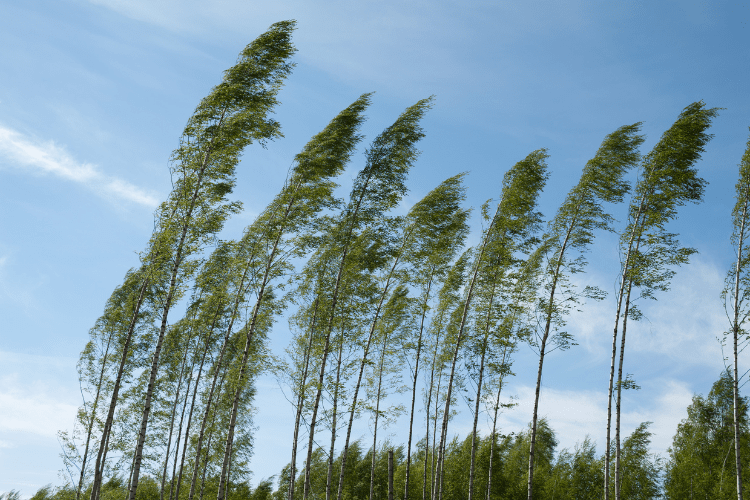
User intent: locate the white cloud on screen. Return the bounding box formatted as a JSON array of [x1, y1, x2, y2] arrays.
[[0, 125, 159, 207], [0, 352, 79, 440], [566, 256, 728, 371], [487, 379, 693, 457]]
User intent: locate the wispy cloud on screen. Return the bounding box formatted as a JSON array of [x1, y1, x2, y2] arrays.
[[485, 380, 693, 457], [0, 125, 159, 207], [0, 352, 78, 439], [566, 256, 727, 371]]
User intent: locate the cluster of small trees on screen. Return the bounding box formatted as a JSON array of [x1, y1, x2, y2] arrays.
[[33, 19, 750, 500]]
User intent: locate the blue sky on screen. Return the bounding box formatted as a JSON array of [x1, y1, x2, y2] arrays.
[[1, 0, 749, 494]]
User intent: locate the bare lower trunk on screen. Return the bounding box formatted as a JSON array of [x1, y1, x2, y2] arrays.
[[468, 333, 489, 500], [388, 450, 394, 500], [302, 318, 333, 500], [732, 195, 748, 500], [430, 365, 444, 500], [614, 229, 644, 500], [89, 275, 150, 500], [189, 351, 229, 500], [406, 277, 433, 500], [326, 324, 345, 500], [92, 415, 112, 500], [161, 340, 192, 500], [614, 279, 635, 500], [369, 333, 388, 500], [527, 218, 573, 500], [334, 294, 394, 500], [218, 179, 307, 500], [196, 370, 228, 500], [175, 330, 212, 500], [336, 268, 404, 500], [605, 199, 645, 500], [290, 299, 320, 500], [169, 370, 193, 500], [76, 331, 114, 500], [435, 207, 499, 500], [487, 376, 504, 500]]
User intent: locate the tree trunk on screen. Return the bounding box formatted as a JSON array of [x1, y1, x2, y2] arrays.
[[406, 275, 433, 500], [430, 362, 444, 500], [175, 323, 213, 500], [388, 450, 394, 500], [486, 349, 509, 500], [90, 274, 150, 500], [290, 298, 320, 500], [181, 307, 228, 500], [326, 320, 346, 500], [605, 198, 646, 500], [527, 222, 573, 500], [161, 335, 193, 500], [614, 231, 644, 500], [169, 365, 193, 500], [76, 329, 114, 500], [369, 330, 389, 500], [732, 193, 748, 500], [335, 267, 402, 500], [468, 331, 489, 500]]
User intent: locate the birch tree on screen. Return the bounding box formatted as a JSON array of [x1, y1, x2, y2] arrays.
[[722, 129, 750, 500], [216, 93, 372, 500], [433, 149, 548, 500], [605, 101, 719, 500], [402, 174, 470, 500], [526, 122, 644, 500], [330, 97, 434, 500]]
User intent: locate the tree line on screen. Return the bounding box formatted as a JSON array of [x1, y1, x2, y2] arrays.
[[11, 19, 750, 500]]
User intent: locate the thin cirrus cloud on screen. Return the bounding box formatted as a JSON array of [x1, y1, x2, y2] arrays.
[[0, 125, 159, 207]]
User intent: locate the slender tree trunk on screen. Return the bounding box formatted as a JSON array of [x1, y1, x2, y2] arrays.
[[468, 332, 489, 500], [388, 450, 394, 500], [614, 231, 644, 500], [169, 366, 193, 500], [182, 307, 228, 500], [424, 320, 446, 500], [290, 298, 320, 500], [188, 337, 230, 500], [406, 276, 433, 500], [302, 309, 335, 500], [527, 222, 573, 500], [326, 320, 346, 500], [434, 257, 488, 496], [732, 193, 748, 500], [176, 325, 213, 500], [90, 275, 150, 500], [605, 199, 646, 500], [614, 281, 633, 500], [161, 336, 193, 500], [76, 330, 114, 500], [430, 363, 444, 500], [187, 254, 260, 500], [369, 331, 389, 500], [196, 369, 228, 500], [469, 268, 504, 500], [335, 268, 402, 500], [486, 362, 505, 500], [93, 417, 113, 500]]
